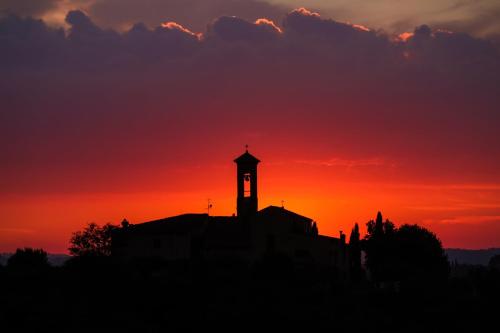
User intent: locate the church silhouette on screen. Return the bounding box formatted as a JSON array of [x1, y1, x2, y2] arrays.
[[112, 149, 349, 276]]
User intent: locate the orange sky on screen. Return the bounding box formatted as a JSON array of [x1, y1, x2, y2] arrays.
[[1, 147, 499, 253]]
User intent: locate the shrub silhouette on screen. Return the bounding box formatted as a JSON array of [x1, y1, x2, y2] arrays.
[[7, 247, 50, 271], [253, 251, 294, 281]]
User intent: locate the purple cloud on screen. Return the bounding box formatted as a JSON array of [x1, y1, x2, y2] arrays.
[[0, 8, 499, 195]]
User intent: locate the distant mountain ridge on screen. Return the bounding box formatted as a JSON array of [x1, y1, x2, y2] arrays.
[[1, 249, 499, 267], [446, 248, 500, 266]]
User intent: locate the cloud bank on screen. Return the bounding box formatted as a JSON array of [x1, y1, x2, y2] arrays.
[[1, 8, 499, 194]]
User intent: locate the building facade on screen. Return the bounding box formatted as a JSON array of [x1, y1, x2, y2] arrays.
[[111, 150, 349, 276]]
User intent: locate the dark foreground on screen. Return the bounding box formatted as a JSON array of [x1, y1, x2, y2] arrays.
[[1, 256, 499, 332]]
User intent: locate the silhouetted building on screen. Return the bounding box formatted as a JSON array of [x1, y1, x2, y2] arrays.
[[111, 149, 348, 276], [235, 150, 259, 219]]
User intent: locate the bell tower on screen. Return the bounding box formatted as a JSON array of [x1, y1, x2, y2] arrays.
[[234, 146, 260, 219]]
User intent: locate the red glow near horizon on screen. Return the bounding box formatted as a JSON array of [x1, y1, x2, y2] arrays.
[[1, 147, 499, 253]]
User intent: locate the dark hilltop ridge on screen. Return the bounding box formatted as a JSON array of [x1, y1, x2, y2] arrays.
[[446, 248, 500, 266], [1, 248, 498, 266], [1, 248, 498, 267]]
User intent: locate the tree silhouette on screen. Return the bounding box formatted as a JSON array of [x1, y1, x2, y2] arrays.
[[363, 212, 449, 289], [69, 222, 117, 256], [393, 224, 449, 287], [489, 254, 500, 271], [363, 212, 396, 284], [7, 248, 50, 271], [349, 223, 362, 281]]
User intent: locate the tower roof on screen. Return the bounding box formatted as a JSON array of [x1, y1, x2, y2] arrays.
[[234, 150, 260, 164]]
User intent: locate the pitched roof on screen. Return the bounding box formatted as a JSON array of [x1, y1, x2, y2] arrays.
[[234, 150, 260, 164], [123, 213, 236, 234], [257, 205, 313, 223]]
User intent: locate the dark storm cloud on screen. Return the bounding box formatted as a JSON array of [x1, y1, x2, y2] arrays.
[[0, 14, 65, 68], [1, 8, 498, 97], [88, 0, 288, 32], [0, 8, 499, 194], [295, 0, 500, 43], [405, 24, 498, 67], [206, 16, 281, 42]]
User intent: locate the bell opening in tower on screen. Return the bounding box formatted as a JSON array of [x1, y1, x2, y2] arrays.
[[244, 172, 251, 197]]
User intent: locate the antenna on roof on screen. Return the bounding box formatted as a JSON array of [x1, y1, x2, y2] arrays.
[[281, 200, 285, 209], [207, 199, 213, 216], [245, 144, 249, 152]]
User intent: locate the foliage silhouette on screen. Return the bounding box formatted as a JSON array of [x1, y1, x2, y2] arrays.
[[7, 247, 50, 272], [349, 222, 362, 281], [392, 224, 449, 288], [68, 222, 118, 256], [0, 244, 498, 332], [362, 212, 449, 289], [363, 212, 397, 284], [489, 254, 500, 270]]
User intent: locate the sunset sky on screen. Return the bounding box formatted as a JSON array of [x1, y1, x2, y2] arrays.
[[1, 0, 500, 253]]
